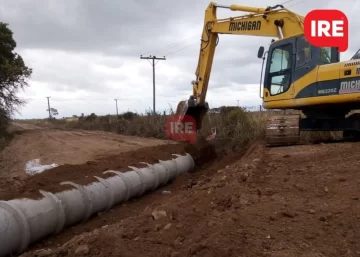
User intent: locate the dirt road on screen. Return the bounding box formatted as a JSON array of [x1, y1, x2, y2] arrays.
[[1, 123, 173, 178], [2, 125, 360, 257], [0, 123, 176, 200]]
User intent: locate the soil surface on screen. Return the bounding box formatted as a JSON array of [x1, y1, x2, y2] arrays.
[[0, 123, 175, 200], [2, 125, 360, 257], [3, 123, 173, 174]]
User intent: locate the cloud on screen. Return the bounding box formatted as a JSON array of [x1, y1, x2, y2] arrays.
[[0, 0, 358, 118]]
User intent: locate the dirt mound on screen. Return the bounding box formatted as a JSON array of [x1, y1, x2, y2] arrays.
[[21, 143, 263, 256], [0, 127, 173, 184], [15, 140, 242, 254], [183, 134, 218, 167], [0, 144, 188, 200], [0, 138, 229, 200], [21, 141, 360, 257], [183, 133, 253, 167]]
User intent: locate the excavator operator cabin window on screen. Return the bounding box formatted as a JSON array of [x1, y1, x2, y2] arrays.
[[320, 47, 332, 63], [296, 36, 311, 68], [268, 44, 292, 96]]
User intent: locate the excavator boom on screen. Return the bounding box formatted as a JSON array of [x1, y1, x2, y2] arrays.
[[176, 2, 305, 134], [177, 2, 354, 147]]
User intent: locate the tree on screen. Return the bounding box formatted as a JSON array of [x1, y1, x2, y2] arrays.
[[46, 107, 58, 117], [0, 22, 32, 123]]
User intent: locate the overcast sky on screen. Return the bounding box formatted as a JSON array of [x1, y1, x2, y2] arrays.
[[1, 0, 359, 119]]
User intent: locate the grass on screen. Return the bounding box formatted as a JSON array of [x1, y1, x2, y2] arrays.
[[15, 106, 346, 153]]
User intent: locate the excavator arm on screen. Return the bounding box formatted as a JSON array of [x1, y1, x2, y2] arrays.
[[176, 2, 306, 131]]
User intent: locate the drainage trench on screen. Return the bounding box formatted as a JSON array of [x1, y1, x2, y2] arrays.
[[0, 153, 195, 257]]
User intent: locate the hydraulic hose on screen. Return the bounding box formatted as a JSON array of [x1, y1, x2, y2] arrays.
[[0, 153, 195, 257]]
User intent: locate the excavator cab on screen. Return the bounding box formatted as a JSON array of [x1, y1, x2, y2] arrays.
[[256, 35, 340, 145], [257, 34, 340, 103]]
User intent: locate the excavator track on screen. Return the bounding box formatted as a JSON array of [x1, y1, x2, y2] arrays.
[[265, 114, 300, 147]]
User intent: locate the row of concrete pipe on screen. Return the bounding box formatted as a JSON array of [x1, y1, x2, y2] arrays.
[[0, 153, 195, 257]]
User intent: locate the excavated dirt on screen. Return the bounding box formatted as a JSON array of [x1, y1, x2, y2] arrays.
[[0, 123, 173, 179], [1, 144, 186, 200], [0, 124, 178, 200], [0, 127, 222, 200], [20, 141, 360, 257], [2, 125, 360, 257]]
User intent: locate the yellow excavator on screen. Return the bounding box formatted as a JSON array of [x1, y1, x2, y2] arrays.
[[176, 2, 360, 146]]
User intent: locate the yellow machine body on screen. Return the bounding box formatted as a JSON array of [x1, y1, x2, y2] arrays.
[[176, 2, 360, 146]]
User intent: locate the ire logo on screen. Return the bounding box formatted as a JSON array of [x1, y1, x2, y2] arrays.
[[165, 115, 196, 144], [304, 9, 348, 52]]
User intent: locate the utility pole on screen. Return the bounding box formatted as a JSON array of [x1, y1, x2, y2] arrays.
[[140, 55, 166, 115], [46, 96, 52, 119], [237, 100, 239, 107], [114, 99, 119, 116]]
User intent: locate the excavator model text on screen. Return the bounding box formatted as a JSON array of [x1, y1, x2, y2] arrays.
[[176, 2, 360, 146]]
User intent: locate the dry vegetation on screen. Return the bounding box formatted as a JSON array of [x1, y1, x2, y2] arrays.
[[15, 106, 343, 151], [0, 112, 15, 150]]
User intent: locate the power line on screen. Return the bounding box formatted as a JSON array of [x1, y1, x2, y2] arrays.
[[288, 0, 310, 7], [23, 98, 140, 102], [140, 35, 198, 56], [140, 55, 166, 115], [280, 0, 297, 5], [154, 37, 198, 56], [139, 0, 309, 56], [164, 42, 199, 56], [48, 98, 111, 101], [148, 0, 305, 57]]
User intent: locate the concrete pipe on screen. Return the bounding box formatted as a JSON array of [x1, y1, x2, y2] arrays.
[[0, 153, 194, 257]]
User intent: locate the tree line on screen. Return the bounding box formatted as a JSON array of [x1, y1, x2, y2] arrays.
[[0, 22, 32, 134]]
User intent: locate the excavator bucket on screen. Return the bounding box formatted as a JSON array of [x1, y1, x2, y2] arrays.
[[175, 99, 216, 145], [175, 98, 209, 130]]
